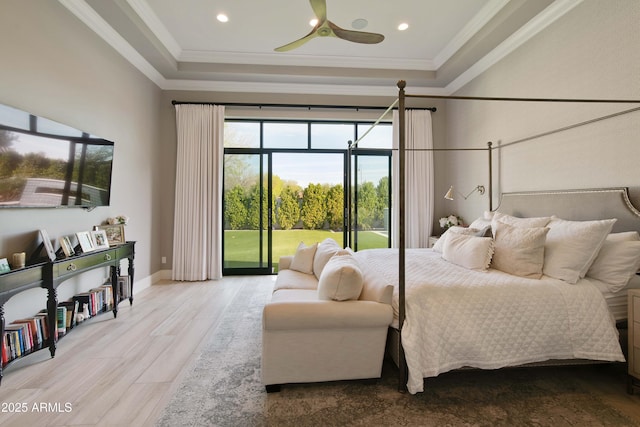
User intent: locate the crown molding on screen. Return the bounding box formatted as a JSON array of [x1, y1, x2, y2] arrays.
[[445, 0, 584, 94], [162, 79, 449, 97], [178, 50, 435, 71], [59, 0, 165, 87], [434, 0, 510, 68], [126, 0, 182, 59]]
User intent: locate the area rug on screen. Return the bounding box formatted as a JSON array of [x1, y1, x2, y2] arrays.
[[156, 280, 638, 426]]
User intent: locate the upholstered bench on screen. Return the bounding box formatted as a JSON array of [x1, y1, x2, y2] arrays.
[[261, 239, 393, 391]]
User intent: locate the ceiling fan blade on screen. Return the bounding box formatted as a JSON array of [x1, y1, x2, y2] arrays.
[[309, 0, 327, 22], [274, 30, 319, 52], [328, 21, 385, 44]]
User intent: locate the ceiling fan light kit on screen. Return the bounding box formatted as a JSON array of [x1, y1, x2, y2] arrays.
[[274, 0, 385, 52]]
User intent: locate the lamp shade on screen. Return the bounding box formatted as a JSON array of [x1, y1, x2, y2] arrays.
[[444, 186, 455, 200]]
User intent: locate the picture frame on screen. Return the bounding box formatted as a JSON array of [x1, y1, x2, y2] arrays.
[[39, 229, 57, 261], [96, 224, 125, 246], [76, 231, 95, 253], [0, 258, 10, 274], [59, 235, 76, 257], [91, 229, 110, 250]]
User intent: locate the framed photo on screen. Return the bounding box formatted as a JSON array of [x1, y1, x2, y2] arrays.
[[0, 258, 10, 274], [91, 230, 110, 250], [39, 229, 57, 261], [76, 231, 95, 253], [59, 235, 75, 257], [96, 224, 125, 246]]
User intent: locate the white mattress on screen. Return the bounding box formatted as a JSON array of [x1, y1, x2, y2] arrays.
[[355, 248, 626, 394], [590, 274, 640, 321]]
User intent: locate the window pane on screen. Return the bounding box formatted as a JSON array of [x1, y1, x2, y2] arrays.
[[311, 123, 354, 149], [356, 123, 392, 149], [264, 122, 307, 149], [225, 122, 260, 148]]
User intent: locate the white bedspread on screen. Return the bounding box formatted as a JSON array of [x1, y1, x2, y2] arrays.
[[354, 248, 625, 394]]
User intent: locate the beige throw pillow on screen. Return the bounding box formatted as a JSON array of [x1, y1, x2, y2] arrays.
[[289, 241, 317, 274], [491, 221, 549, 279], [442, 233, 494, 271], [317, 250, 363, 301], [313, 238, 342, 279]]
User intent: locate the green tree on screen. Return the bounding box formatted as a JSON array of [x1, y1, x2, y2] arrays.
[[356, 181, 378, 230], [277, 186, 300, 230], [247, 184, 268, 230], [224, 185, 247, 230], [325, 184, 344, 230], [301, 183, 327, 229]]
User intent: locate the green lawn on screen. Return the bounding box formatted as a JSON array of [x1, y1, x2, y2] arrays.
[[223, 229, 388, 271]]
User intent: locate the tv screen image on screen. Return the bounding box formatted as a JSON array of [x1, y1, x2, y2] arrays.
[[0, 104, 114, 208]]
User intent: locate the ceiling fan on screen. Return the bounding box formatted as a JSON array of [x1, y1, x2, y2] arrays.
[[274, 0, 385, 52]]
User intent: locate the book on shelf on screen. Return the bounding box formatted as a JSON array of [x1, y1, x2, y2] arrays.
[[12, 318, 43, 348], [58, 300, 79, 330], [56, 306, 67, 337]]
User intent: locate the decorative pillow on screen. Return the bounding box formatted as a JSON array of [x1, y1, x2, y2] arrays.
[[491, 221, 549, 279], [289, 241, 317, 274], [586, 237, 640, 292], [313, 238, 342, 280], [442, 233, 494, 271], [491, 212, 552, 236], [605, 231, 640, 242], [317, 250, 363, 301], [432, 226, 486, 253], [543, 218, 616, 284], [467, 218, 492, 237]]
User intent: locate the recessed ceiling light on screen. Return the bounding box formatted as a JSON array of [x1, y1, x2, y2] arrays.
[[398, 22, 409, 31], [352, 18, 368, 30], [217, 13, 229, 23], [309, 18, 318, 26]]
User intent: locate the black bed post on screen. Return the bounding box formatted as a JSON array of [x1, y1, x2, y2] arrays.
[[397, 80, 408, 392]]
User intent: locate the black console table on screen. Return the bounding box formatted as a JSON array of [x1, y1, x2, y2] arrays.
[[0, 241, 135, 383]]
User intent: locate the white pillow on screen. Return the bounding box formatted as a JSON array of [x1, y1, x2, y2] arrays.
[[289, 241, 317, 274], [442, 233, 494, 271], [317, 250, 363, 301], [491, 221, 549, 279], [433, 226, 488, 253], [605, 231, 640, 242], [491, 212, 552, 237], [543, 218, 616, 284], [586, 237, 640, 292], [313, 238, 342, 279], [468, 217, 491, 231]]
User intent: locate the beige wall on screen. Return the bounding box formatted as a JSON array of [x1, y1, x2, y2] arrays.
[[0, 0, 162, 321], [439, 0, 640, 226]]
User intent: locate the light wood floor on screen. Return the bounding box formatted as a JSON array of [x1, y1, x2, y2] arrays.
[[1, 275, 640, 426], [0, 275, 275, 427]]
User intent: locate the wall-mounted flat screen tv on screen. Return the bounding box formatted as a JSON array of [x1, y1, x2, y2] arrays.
[[0, 104, 114, 208]]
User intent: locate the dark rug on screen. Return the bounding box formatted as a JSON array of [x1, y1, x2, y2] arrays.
[[156, 280, 639, 427]]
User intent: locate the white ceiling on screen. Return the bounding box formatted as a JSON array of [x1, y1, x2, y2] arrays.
[[60, 0, 581, 97]]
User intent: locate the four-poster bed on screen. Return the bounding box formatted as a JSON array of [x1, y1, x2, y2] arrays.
[[358, 80, 640, 393]]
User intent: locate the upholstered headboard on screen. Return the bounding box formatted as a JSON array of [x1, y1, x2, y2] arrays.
[[495, 188, 640, 234]]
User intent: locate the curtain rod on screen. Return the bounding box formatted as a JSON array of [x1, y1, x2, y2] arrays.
[[171, 100, 436, 112]]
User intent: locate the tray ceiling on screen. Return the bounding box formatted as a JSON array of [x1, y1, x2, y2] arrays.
[[60, 0, 581, 96]]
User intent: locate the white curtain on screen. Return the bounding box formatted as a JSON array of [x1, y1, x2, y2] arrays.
[[172, 104, 225, 281], [392, 109, 434, 248]]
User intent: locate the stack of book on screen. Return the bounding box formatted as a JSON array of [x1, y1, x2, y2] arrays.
[[2, 279, 122, 367]]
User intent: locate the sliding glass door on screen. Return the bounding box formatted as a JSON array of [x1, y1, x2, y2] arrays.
[[223, 152, 270, 274], [223, 119, 392, 275]]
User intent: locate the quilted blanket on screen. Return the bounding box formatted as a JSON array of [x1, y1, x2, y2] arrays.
[[354, 248, 625, 394]]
